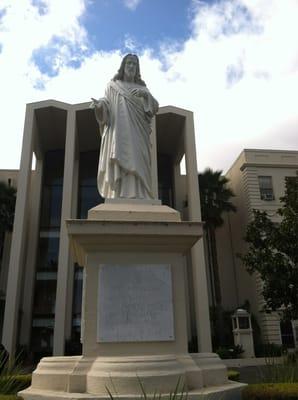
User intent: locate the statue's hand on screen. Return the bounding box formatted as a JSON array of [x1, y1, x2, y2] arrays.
[[130, 88, 148, 99], [90, 98, 103, 109]]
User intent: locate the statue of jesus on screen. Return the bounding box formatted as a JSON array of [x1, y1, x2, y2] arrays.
[[90, 54, 159, 199]]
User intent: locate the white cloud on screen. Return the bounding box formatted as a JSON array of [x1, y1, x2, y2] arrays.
[[123, 0, 142, 11], [151, 0, 298, 171], [0, 0, 297, 173], [0, 0, 87, 167], [123, 34, 138, 52]]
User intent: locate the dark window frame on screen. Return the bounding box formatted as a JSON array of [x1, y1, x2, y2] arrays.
[[258, 176, 275, 201]]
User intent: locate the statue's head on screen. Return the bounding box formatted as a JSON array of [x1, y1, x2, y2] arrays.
[[113, 54, 146, 86]]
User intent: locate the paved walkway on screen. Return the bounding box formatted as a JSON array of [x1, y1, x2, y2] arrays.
[[224, 357, 284, 384], [234, 366, 269, 384]]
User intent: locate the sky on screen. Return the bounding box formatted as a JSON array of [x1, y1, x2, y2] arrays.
[[0, 0, 297, 173]]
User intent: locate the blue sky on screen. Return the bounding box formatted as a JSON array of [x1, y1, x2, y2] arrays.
[[32, 0, 195, 77], [0, 0, 297, 171], [84, 0, 193, 51]]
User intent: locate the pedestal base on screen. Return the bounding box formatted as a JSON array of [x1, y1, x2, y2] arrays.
[[20, 353, 245, 400], [20, 203, 246, 400]]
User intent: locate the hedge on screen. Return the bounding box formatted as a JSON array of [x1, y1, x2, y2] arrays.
[[242, 383, 298, 399]]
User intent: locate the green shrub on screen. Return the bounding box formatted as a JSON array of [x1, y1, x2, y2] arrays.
[[228, 370, 240, 381], [255, 343, 284, 357], [215, 345, 244, 359], [285, 350, 298, 365], [242, 383, 298, 399], [0, 376, 31, 393], [0, 350, 31, 395]]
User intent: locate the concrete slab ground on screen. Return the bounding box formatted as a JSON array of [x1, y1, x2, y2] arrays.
[[224, 357, 284, 384]]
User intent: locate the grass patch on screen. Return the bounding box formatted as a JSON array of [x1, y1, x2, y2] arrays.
[[0, 396, 21, 400], [242, 383, 298, 399], [259, 355, 298, 383]]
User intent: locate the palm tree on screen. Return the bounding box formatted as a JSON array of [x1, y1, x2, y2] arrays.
[[0, 181, 16, 331], [198, 168, 236, 346], [0, 181, 16, 261]]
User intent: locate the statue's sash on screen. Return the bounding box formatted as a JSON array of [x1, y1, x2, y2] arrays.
[[109, 80, 147, 115]]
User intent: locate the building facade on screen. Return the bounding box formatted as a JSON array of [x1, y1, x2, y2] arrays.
[[1, 100, 211, 360], [216, 149, 298, 348]]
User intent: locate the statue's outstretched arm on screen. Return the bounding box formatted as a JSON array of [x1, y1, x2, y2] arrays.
[[90, 97, 110, 135], [143, 91, 159, 118]]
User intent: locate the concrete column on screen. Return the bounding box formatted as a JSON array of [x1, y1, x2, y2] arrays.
[[151, 116, 158, 199], [65, 157, 79, 340], [19, 158, 44, 347], [184, 111, 212, 353], [53, 108, 77, 355], [2, 105, 35, 359]]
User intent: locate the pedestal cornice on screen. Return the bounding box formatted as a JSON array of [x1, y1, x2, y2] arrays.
[[66, 219, 203, 266]]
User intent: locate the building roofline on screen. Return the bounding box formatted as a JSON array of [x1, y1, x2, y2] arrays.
[[27, 99, 71, 110], [158, 105, 193, 116], [26, 100, 193, 116], [242, 148, 298, 154], [226, 148, 298, 176]]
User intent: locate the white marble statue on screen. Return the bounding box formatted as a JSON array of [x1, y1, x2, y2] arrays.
[[90, 54, 159, 199]]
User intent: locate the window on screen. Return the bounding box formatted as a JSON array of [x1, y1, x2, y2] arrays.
[[238, 316, 250, 329], [36, 237, 59, 271], [157, 154, 174, 207], [258, 176, 274, 200], [78, 151, 103, 218], [40, 151, 65, 228], [32, 279, 57, 315], [280, 320, 295, 348]]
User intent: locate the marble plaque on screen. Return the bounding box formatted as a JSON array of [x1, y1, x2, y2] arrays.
[[97, 264, 175, 342]]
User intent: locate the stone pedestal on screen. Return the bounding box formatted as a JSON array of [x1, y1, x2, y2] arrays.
[[20, 202, 245, 400]]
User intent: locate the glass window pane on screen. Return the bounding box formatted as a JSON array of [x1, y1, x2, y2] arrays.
[[36, 237, 59, 271], [238, 316, 249, 329], [40, 185, 63, 227], [43, 151, 65, 186], [72, 266, 83, 316], [78, 186, 101, 219], [157, 154, 174, 207], [31, 326, 53, 355], [78, 151, 103, 218], [33, 280, 57, 315], [258, 176, 274, 200]]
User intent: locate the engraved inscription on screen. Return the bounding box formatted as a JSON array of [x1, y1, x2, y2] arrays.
[[97, 264, 175, 342]]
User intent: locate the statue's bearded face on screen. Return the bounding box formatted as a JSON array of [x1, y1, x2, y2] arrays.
[[124, 56, 137, 80]]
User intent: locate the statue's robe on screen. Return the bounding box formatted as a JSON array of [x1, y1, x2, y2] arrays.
[[94, 80, 159, 199]]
